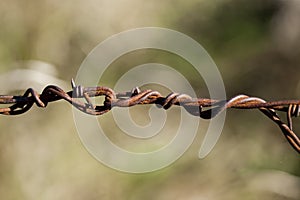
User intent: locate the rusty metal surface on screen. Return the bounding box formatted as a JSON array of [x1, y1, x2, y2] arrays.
[[0, 80, 299, 153]]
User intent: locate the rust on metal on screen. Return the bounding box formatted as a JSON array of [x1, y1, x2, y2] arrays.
[[0, 80, 299, 153]]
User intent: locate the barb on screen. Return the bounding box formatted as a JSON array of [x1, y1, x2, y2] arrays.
[[0, 80, 299, 154]]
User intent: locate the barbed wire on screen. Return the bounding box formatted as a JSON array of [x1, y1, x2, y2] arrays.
[[0, 79, 299, 153]]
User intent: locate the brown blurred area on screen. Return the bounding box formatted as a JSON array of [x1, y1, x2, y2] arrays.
[[0, 0, 299, 199]]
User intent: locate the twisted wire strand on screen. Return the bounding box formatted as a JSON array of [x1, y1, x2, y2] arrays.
[[0, 80, 299, 153]]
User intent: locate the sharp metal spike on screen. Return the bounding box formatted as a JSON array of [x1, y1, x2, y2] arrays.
[[131, 87, 141, 96], [71, 78, 76, 89]]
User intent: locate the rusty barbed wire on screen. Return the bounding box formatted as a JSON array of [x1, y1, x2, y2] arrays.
[[0, 79, 299, 153]]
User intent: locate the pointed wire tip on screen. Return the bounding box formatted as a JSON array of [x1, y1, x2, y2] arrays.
[[131, 87, 141, 96], [71, 78, 76, 89]]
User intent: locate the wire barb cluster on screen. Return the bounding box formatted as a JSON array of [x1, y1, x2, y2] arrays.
[[0, 80, 299, 153]]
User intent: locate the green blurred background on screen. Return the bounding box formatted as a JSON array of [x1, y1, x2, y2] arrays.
[[0, 0, 299, 199]]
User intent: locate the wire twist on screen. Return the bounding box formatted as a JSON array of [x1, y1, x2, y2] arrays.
[[0, 80, 299, 153]]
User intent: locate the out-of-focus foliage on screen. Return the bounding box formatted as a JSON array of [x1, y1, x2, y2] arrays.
[[0, 0, 299, 199]]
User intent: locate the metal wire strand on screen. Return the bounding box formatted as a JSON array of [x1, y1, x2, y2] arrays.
[[0, 80, 299, 153]]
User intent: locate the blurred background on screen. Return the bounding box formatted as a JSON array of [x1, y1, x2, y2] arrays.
[[0, 0, 300, 199]]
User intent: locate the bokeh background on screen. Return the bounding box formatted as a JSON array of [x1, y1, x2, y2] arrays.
[[0, 0, 300, 199]]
